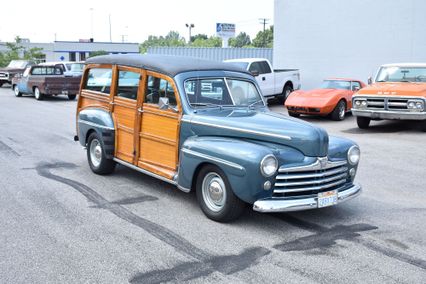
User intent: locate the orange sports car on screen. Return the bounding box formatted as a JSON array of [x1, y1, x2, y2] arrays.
[[285, 78, 366, 120]]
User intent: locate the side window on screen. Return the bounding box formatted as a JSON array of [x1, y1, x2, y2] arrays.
[[85, 68, 112, 94], [249, 62, 262, 73], [259, 61, 272, 74], [116, 70, 140, 100], [352, 81, 361, 91], [145, 75, 177, 107], [31, 67, 41, 75]]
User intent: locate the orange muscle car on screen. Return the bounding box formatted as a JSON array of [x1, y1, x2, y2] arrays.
[[285, 78, 366, 120]]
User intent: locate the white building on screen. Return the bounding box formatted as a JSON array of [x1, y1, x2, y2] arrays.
[[0, 40, 139, 62], [274, 0, 426, 89]]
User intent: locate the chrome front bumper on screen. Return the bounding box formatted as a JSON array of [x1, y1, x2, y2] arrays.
[[352, 109, 426, 120], [253, 183, 361, 213]]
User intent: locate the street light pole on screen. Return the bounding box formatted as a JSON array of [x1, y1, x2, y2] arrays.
[[185, 23, 194, 43], [90, 8, 94, 41]]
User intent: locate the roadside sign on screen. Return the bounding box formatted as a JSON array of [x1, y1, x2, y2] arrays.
[[216, 23, 236, 37]]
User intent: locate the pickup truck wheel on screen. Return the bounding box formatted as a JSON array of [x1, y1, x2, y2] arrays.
[[34, 87, 43, 101], [278, 85, 293, 104], [196, 165, 245, 222], [421, 121, 426, 132], [68, 94, 77, 100], [331, 100, 346, 121], [13, 85, 22, 97], [288, 111, 300, 118], [357, 117, 371, 129], [0, 82, 3, 88], [87, 132, 116, 175]]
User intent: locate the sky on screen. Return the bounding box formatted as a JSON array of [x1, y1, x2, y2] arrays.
[[0, 0, 273, 43]]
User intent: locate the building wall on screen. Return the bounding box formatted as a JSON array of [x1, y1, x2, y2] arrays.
[[274, 0, 426, 89], [148, 47, 273, 63]]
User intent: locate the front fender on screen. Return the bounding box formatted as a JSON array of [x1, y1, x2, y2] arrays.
[[178, 136, 278, 203], [77, 108, 115, 158]]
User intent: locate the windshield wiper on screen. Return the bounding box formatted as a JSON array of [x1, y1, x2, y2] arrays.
[[190, 102, 222, 108], [247, 99, 264, 109]]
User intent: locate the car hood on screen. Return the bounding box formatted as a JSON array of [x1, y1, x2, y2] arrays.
[[186, 108, 329, 157], [357, 82, 426, 98], [286, 89, 348, 107]]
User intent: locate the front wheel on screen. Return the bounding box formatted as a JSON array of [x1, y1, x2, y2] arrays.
[[357, 117, 371, 129], [34, 87, 43, 100], [87, 132, 116, 174], [13, 85, 22, 97], [68, 94, 77, 100], [330, 100, 346, 121], [196, 165, 245, 222]]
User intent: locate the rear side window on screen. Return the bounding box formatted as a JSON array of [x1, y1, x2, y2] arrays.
[[31, 66, 62, 75], [145, 75, 177, 107], [259, 61, 272, 74], [85, 68, 112, 94], [116, 70, 140, 100]]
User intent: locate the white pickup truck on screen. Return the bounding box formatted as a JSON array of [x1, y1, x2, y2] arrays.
[[225, 58, 300, 102]]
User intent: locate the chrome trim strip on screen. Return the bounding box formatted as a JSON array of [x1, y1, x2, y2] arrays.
[[351, 109, 426, 120], [279, 159, 347, 173], [253, 183, 361, 213], [182, 119, 291, 141], [274, 179, 347, 193], [354, 95, 426, 101], [276, 166, 348, 180], [275, 173, 347, 188], [177, 185, 191, 193], [78, 119, 115, 131], [181, 148, 244, 171], [113, 158, 177, 185]]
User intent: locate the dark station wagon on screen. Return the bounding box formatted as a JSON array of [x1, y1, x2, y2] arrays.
[[75, 54, 362, 222]]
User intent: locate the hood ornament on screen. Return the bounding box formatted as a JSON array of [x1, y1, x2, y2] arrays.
[[318, 157, 328, 169]]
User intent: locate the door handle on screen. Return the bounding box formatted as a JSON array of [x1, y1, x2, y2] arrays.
[[262, 77, 266, 81]]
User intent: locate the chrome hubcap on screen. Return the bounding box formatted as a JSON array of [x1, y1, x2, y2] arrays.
[[339, 104, 345, 119], [202, 172, 226, 212], [35, 88, 40, 99], [89, 139, 102, 168], [14, 86, 19, 96], [285, 89, 292, 98]]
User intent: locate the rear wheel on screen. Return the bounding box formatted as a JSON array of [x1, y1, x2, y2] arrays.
[[331, 100, 346, 121], [0, 82, 3, 88], [13, 85, 22, 97], [87, 132, 116, 174], [68, 94, 77, 100], [288, 111, 300, 118], [357, 117, 371, 129], [196, 164, 245, 222], [34, 87, 43, 100], [278, 84, 293, 104]]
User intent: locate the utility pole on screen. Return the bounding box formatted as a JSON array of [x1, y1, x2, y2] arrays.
[[185, 23, 195, 43], [90, 8, 94, 41], [259, 18, 269, 47]]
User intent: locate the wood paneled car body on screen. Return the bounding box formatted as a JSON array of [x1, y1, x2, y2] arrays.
[[75, 54, 362, 222], [285, 78, 366, 121]]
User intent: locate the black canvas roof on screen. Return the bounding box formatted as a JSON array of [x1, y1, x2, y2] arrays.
[[86, 54, 249, 77]]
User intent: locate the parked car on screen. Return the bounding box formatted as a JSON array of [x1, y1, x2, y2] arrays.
[[352, 63, 426, 131], [224, 58, 300, 102], [0, 60, 34, 87], [12, 64, 81, 100], [75, 54, 361, 222], [39, 61, 85, 76], [285, 78, 366, 120]]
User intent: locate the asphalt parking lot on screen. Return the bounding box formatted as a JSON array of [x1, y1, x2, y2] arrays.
[[0, 86, 425, 283]]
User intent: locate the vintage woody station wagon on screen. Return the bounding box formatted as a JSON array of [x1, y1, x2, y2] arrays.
[[75, 54, 362, 222]]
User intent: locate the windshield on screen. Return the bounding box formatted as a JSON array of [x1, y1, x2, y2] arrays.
[[7, 60, 27, 69], [184, 78, 263, 107], [320, 80, 351, 90], [376, 66, 426, 82], [70, 63, 84, 72]]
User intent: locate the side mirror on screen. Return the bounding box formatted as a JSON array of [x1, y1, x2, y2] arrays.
[[367, 76, 373, 85], [353, 86, 360, 92], [158, 97, 170, 110], [251, 70, 260, 77]]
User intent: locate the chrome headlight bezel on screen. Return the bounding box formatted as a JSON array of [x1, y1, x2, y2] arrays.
[[353, 98, 367, 109], [260, 154, 278, 177], [407, 99, 424, 112], [347, 145, 361, 166]]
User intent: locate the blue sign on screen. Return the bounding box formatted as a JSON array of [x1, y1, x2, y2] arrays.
[[60, 56, 65, 61]]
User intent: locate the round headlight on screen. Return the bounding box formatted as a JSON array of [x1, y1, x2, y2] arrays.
[[416, 102, 424, 110], [348, 146, 360, 165], [407, 101, 416, 109], [361, 100, 367, 107], [260, 155, 278, 177]]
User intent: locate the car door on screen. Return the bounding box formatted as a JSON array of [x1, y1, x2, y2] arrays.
[[249, 61, 274, 96], [111, 66, 141, 164], [18, 67, 32, 93], [135, 71, 181, 180]]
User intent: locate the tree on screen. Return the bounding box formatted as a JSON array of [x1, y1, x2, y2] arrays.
[[0, 36, 45, 67], [252, 26, 274, 48], [139, 31, 186, 53], [24, 47, 45, 62], [88, 50, 109, 58], [229, 32, 251, 48], [190, 34, 208, 43], [191, 36, 222, 47]]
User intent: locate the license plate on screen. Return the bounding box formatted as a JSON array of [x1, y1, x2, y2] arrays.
[[318, 190, 338, 208]]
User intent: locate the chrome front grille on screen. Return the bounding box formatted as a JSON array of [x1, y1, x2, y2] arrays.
[[358, 97, 410, 111], [0, 72, 9, 79], [273, 159, 349, 197]]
